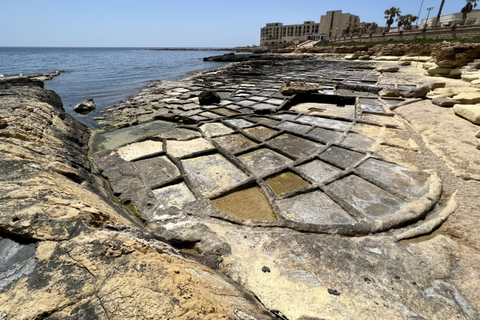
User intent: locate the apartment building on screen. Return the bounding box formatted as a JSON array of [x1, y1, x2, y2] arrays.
[[260, 10, 360, 46]]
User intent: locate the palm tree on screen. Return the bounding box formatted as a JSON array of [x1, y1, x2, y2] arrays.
[[435, 0, 446, 27], [397, 14, 418, 30], [384, 7, 401, 32], [462, 0, 478, 24]]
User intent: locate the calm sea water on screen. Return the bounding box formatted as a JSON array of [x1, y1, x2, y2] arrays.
[[0, 47, 230, 127]]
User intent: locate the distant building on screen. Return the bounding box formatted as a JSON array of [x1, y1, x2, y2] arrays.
[[260, 10, 360, 46], [421, 9, 480, 28]]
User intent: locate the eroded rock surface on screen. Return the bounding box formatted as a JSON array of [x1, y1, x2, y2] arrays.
[[0, 78, 276, 320]]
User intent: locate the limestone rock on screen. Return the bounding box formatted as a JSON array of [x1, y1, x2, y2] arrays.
[[471, 79, 480, 88], [452, 91, 480, 104], [461, 72, 480, 83], [435, 44, 480, 68], [74, 98, 96, 114], [476, 130, 480, 138], [374, 56, 400, 61], [398, 61, 411, 66], [400, 84, 431, 98], [428, 66, 452, 76], [478, 139, 480, 150], [281, 81, 323, 94], [198, 90, 221, 105], [358, 55, 370, 60], [432, 97, 459, 108], [431, 82, 446, 90], [454, 104, 480, 124], [426, 88, 455, 99], [375, 66, 399, 73], [379, 87, 401, 98], [449, 68, 463, 79]]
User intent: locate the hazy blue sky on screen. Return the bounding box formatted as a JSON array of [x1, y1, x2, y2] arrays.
[[2, 0, 465, 47]]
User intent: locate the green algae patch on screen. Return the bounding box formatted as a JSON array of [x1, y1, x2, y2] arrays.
[[212, 187, 277, 221], [266, 171, 310, 196]]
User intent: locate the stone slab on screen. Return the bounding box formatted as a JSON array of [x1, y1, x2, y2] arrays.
[[265, 171, 310, 195], [290, 102, 356, 118], [224, 119, 254, 128], [297, 159, 342, 184], [276, 121, 312, 134], [152, 182, 197, 211], [276, 190, 356, 225], [319, 146, 366, 169], [340, 133, 376, 151], [117, 140, 163, 161], [268, 134, 323, 159], [326, 175, 404, 218], [244, 126, 279, 141], [133, 156, 181, 189], [182, 154, 249, 198], [452, 92, 480, 104], [297, 115, 351, 131], [166, 138, 214, 158], [213, 134, 258, 154], [239, 148, 293, 176], [200, 123, 235, 138], [307, 127, 344, 144], [354, 158, 430, 198]]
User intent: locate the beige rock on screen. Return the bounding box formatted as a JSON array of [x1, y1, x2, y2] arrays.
[[476, 130, 480, 138], [471, 79, 480, 88], [376, 66, 400, 72], [428, 66, 452, 76], [379, 87, 401, 98], [461, 72, 480, 82], [431, 82, 446, 90], [117, 139, 163, 161], [166, 138, 215, 158], [449, 68, 463, 78], [374, 56, 400, 61], [477, 139, 480, 150], [452, 92, 480, 104], [400, 56, 432, 62], [423, 62, 437, 70], [426, 88, 455, 99], [454, 104, 480, 124]]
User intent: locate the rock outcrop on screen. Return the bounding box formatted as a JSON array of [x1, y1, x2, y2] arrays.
[[0, 78, 276, 320]]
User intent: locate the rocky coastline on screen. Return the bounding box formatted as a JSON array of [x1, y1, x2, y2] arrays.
[[1, 45, 480, 319]]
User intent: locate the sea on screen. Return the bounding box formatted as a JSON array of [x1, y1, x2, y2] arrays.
[[0, 47, 231, 128]]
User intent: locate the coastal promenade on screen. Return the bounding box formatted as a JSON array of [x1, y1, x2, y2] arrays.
[[1, 52, 480, 319]]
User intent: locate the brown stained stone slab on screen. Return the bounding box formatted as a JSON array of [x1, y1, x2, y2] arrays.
[[267, 134, 323, 159], [297, 115, 351, 131], [224, 119, 254, 129], [276, 190, 356, 225], [212, 187, 277, 222], [182, 154, 249, 198], [265, 171, 310, 196], [166, 138, 214, 158], [319, 146, 366, 169], [276, 121, 312, 134], [200, 123, 235, 138], [117, 140, 163, 161], [133, 156, 181, 189], [213, 134, 258, 154], [307, 127, 344, 144], [243, 126, 279, 141], [296, 160, 342, 184], [152, 182, 196, 212], [354, 158, 431, 198], [239, 148, 293, 176], [325, 175, 404, 218]]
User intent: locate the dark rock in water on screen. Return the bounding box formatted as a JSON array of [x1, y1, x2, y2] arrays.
[[74, 98, 96, 114], [198, 91, 220, 105]]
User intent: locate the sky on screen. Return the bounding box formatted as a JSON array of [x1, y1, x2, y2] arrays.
[[1, 0, 467, 48]]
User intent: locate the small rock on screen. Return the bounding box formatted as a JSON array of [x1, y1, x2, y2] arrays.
[[426, 88, 455, 99], [449, 68, 462, 79], [376, 66, 400, 73], [262, 266, 271, 273], [327, 288, 341, 296], [427, 67, 452, 76], [453, 104, 480, 124], [461, 72, 480, 82], [198, 91, 221, 105], [358, 55, 370, 61], [401, 85, 431, 98], [399, 61, 411, 66], [73, 99, 96, 114], [432, 97, 459, 108], [476, 130, 480, 138], [379, 88, 401, 98], [430, 82, 446, 90], [477, 139, 480, 150]]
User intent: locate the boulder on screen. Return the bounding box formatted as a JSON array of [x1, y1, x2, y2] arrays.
[[452, 92, 480, 104], [198, 90, 221, 105], [432, 97, 459, 108], [74, 98, 96, 114], [454, 104, 480, 124], [379, 87, 401, 98]]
